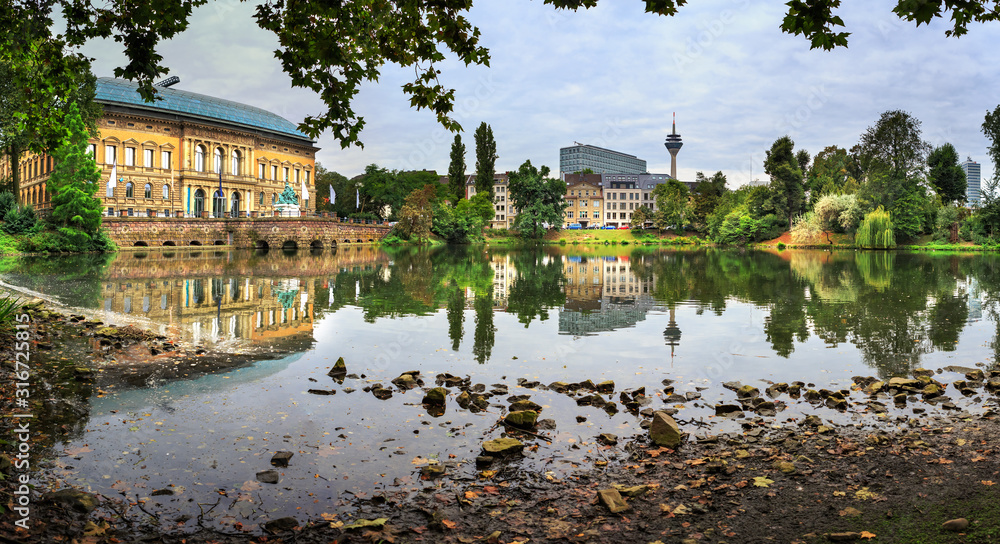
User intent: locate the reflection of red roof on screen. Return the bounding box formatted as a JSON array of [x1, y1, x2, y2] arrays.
[[620, 256, 629, 261]]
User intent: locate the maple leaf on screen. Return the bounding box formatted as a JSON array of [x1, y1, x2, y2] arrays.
[[441, 519, 458, 530], [982, 480, 996, 486], [860, 530, 877, 539], [753, 477, 773, 488], [464, 490, 479, 499]]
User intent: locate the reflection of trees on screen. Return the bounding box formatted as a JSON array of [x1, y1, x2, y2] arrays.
[[505, 251, 566, 326], [447, 282, 464, 351], [0, 253, 114, 307], [639, 248, 978, 377], [473, 286, 495, 364]]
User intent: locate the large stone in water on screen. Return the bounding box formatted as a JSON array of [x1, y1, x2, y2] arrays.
[[504, 410, 538, 428], [270, 451, 293, 467], [650, 411, 682, 447], [327, 357, 347, 376], [597, 488, 629, 513], [482, 438, 524, 455], [510, 399, 542, 412], [422, 387, 448, 406]]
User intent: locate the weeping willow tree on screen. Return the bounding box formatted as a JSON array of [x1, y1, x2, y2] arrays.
[[855, 207, 896, 249]]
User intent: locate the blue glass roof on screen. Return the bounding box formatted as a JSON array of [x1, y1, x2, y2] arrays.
[[94, 77, 311, 141]]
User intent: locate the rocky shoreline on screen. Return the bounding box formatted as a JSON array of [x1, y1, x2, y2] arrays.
[[3, 300, 1000, 543]]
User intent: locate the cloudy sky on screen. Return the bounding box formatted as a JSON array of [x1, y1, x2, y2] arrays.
[[82, 0, 1000, 187]]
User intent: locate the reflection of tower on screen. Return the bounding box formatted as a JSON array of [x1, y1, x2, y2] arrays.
[[664, 112, 683, 179], [663, 306, 681, 362]]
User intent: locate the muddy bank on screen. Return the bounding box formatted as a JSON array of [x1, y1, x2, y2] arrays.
[[4, 301, 1000, 543]]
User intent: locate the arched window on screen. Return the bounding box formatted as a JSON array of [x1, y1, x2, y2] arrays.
[[231, 150, 241, 176], [230, 191, 241, 216], [163, 184, 170, 200], [259, 192, 264, 205], [144, 183, 152, 198], [213, 189, 225, 218], [214, 148, 223, 174], [193, 189, 205, 216], [125, 182, 134, 198], [272, 193, 277, 204], [107, 180, 114, 197], [195, 145, 206, 172]]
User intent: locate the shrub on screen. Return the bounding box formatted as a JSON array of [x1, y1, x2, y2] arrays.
[[0, 192, 16, 219], [0, 294, 20, 331], [856, 207, 896, 249], [933, 205, 960, 242], [777, 242, 786, 250], [755, 214, 785, 242], [791, 212, 823, 244], [2, 204, 37, 235]]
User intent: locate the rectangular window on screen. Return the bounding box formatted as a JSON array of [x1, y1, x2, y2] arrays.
[[580, 211, 588, 219], [88, 144, 97, 161], [105, 145, 116, 165], [272, 165, 278, 180], [295, 169, 300, 183], [283, 167, 289, 181], [594, 200, 600, 207], [567, 211, 573, 219], [304, 171, 310, 184], [144, 148, 154, 167], [161, 150, 171, 170], [125, 147, 136, 166], [259, 163, 265, 179]]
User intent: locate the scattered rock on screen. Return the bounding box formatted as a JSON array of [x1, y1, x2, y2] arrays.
[[422, 387, 448, 406], [151, 488, 174, 496], [772, 460, 796, 474], [263, 517, 299, 533], [942, 518, 969, 532], [328, 357, 347, 377], [595, 380, 615, 393], [482, 438, 525, 456], [913, 368, 934, 377], [598, 433, 618, 445], [613, 484, 650, 497], [650, 411, 683, 447], [456, 391, 471, 409], [257, 470, 280, 484], [504, 410, 538, 428], [307, 389, 336, 395], [597, 488, 629, 513], [509, 399, 542, 412], [715, 404, 743, 416], [737, 385, 760, 399], [270, 451, 293, 467], [42, 489, 99, 513]]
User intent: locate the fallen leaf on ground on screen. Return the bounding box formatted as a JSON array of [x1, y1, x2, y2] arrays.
[[753, 477, 774, 488], [861, 530, 877, 539]]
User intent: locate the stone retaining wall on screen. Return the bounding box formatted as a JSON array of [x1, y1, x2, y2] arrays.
[[103, 217, 392, 249]]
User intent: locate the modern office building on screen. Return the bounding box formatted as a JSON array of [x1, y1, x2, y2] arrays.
[[962, 157, 981, 206], [559, 143, 647, 175], [9, 76, 318, 218]]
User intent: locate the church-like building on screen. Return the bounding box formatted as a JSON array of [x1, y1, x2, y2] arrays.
[[10, 77, 318, 218]]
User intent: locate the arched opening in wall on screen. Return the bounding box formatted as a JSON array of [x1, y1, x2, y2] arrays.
[[343, 239, 351, 243], [356, 239, 363, 243], [190, 241, 202, 246], [367, 238, 374, 242], [193, 188, 205, 216], [282, 240, 298, 250], [133, 252, 148, 259], [255, 240, 270, 250], [162, 252, 175, 259], [214, 240, 226, 246], [163, 241, 176, 247], [330, 240, 338, 249], [134, 241, 149, 247], [310, 240, 323, 249]]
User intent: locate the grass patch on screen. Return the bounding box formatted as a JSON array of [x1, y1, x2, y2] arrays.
[[0, 231, 21, 254], [809, 489, 1000, 543]]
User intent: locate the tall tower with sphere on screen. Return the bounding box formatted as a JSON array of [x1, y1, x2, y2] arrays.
[[664, 112, 683, 179]]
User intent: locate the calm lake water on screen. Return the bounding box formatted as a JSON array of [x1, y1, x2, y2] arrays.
[[4, 246, 1000, 531]]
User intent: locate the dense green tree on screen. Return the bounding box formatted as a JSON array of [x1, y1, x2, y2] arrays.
[[474, 122, 497, 198], [982, 105, 1000, 204], [764, 135, 804, 228], [1, 59, 101, 198], [508, 160, 568, 238], [448, 134, 467, 203], [432, 196, 489, 243], [690, 171, 727, 231], [47, 103, 103, 237], [630, 205, 654, 232], [359, 166, 439, 220], [807, 145, 855, 203], [927, 143, 967, 204], [856, 110, 930, 184], [396, 185, 437, 242], [651, 179, 689, 232], [314, 163, 351, 215]]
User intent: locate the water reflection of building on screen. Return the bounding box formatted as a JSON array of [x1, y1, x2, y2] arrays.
[[101, 275, 316, 346], [559, 255, 665, 336]]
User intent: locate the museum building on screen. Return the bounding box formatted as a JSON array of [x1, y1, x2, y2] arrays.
[[12, 77, 318, 218]]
